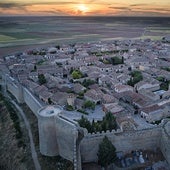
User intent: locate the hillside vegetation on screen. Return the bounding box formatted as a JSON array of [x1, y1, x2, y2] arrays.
[[0, 93, 34, 170]]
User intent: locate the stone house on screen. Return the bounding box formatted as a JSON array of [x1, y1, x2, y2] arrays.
[[116, 73, 131, 84], [114, 84, 134, 93], [102, 94, 117, 104], [10, 64, 27, 74], [17, 73, 28, 83], [44, 54, 57, 60], [84, 89, 102, 104], [98, 64, 113, 73], [67, 94, 76, 107], [45, 80, 57, 91], [135, 80, 160, 92], [29, 72, 38, 82], [75, 98, 84, 110], [39, 90, 53, 104], [138, 89, 160, 101], [34, 85, 48, 96], [22, 55, 44, 64], [98, 75, 112, 87], [88, 72, 100, 81], [52, 55, 71, 65], [84, 56, 98, 66], [73, 83, 86, 94], [51, 92, 68, 106], [103, 103, 124, 114], [120, 91, 151, 108], [140, 104, 165, 123], [130, 57, 150, 70]]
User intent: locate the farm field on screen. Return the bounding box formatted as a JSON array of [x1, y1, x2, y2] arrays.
[[0, 16, 170, 56]]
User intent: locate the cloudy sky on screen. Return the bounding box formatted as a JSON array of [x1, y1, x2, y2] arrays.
[[0, 0, 170, 16]]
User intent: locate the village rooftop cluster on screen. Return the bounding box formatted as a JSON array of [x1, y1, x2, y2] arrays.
[[2, 38, 170, 128]]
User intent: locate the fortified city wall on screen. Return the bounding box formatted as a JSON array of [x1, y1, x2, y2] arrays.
[[4, 74, 43, 116], [6, 75, 24, 103], [1, 73, 170, 169], [2, 74, 84, 170], [160, 120, 170, 164], [81, 127, 162, 162], [23, 88, 43, 116]]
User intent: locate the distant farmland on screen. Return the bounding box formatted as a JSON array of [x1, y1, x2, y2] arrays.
[[0, 16, 170, 56]]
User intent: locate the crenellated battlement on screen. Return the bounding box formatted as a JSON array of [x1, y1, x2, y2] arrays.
[[85, 129, 123, 138]]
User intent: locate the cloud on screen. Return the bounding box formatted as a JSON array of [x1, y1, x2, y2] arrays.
[[0, 2, 25, 9], [27, 1, 79, 5], [38, 9, 67, 15], [133, 7, 170, 13], [0, 1, 78, 9], [85, 0, 110, 5], [130, 10, 169, 16], [109, 6, 131, 11], [130, 4, 149, 7]]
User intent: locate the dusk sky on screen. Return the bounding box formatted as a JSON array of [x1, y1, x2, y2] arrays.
[[0, 0, 170, 16]]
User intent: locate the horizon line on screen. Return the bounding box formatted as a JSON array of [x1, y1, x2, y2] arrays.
[[0, 15, 170, 17]]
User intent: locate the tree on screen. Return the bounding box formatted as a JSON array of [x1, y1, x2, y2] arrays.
[[48, 98, 52, 104], [78, 116, 92, 132], [104, 112, 117, 131], [82, 79, 95, 88], [83, 100, 95, 110], [98, 136, 117, 169], [77, 112, 117, 133], [127, 70, 143, 87], [34, 65, 37, 71], [38, 74, 46, 85], [66, 104, 74, 111], [110, 56, 124, 65], [71, 70, 83, 79], [100, 112, 117, 132], [55, 45, 60, 50], [122, 56, 124, 64]]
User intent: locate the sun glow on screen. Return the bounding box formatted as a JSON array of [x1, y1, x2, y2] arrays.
[[77, 4, 89, 14]]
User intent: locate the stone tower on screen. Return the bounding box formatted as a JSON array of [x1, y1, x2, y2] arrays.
[[37, 105, 62, 156], [37, 105, 85, 170]]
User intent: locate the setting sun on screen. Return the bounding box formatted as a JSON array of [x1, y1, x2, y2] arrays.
[[77, 4, 89, 14]]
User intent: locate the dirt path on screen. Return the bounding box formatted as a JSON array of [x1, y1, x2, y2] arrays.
[[11, 100, 41, 170]]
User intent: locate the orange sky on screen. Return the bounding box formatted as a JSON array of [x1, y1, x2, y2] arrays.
[[0, 0, 170, 16]]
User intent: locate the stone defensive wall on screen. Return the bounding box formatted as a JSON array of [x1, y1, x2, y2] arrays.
[[1, 74, 84, 170], [3, 74, 43, 116], [160, 120, 170, 165], [6, 75, 24, 103], [1, 72, 170, 169], [23, 87, 43, 116], [80, 126, 162, 163]]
